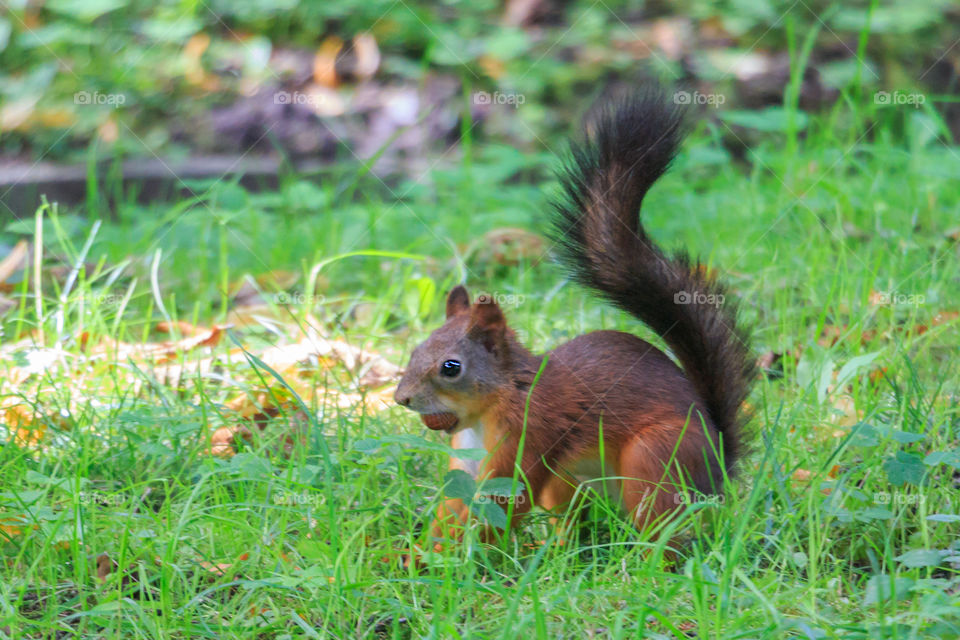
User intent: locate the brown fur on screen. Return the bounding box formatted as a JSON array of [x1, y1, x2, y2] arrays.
[[397, 295, 726, 539], [395, 89, 753, 551]]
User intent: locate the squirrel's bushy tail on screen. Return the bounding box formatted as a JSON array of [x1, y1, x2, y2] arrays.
[[549, 87, 754, 471]]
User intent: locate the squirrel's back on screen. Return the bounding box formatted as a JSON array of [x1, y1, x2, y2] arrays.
[[549, 87, 754, 473]]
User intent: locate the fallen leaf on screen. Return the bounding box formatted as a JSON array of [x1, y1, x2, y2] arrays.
[[199, 552, 249, 578], [230, 277, 268, 308], [300, 84, 347, 117], [818, 323, 875, 347], [3, 402, 46, 447], [199, 561, 234, 577], [0, 240, 28, 288], [97, 553, 115, 581], [314, 36, 344, 87], [98, 118, 118, 143], [184, 33, 219, 90], [930, 311, 959, 328], [209, 424, 254, 457], [349, 33, 380, 80], [0, 514, 29, 538], [757, 351, 783, 379], [155, 321, 206, 336], [828, 395, 860, 428]]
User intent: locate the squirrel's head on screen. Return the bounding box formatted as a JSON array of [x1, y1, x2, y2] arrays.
[[395, 285, 512, 433]]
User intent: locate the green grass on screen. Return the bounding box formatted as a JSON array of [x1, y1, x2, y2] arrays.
[[1, 88, 959, 638]]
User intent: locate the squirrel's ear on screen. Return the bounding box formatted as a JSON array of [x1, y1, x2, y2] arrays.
[[468, 296, 506, 352], [446, 285, 470, 318]]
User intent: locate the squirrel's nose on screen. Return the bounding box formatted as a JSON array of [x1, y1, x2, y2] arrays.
[[395, 390, 411, 407]]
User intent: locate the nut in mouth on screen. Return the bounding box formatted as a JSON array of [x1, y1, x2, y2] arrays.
[[420, 412, 459, 432]]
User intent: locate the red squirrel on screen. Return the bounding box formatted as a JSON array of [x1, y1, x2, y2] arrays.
[[394, 88, 754, 544]]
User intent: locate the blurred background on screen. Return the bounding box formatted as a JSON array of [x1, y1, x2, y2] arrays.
[[0, 0, 958, 204], [0, 0, 958, 328]]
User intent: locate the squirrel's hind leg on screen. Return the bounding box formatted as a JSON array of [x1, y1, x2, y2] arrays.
[[617, 431, 690, 531]]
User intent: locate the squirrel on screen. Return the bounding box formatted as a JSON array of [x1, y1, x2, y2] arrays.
[[394, 87, 754, 545]]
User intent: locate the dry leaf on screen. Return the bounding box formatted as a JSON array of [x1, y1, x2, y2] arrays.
[[0, 240, 28, 288], [929, 310, 959, 329], [792, 468, 812, 482], [98, 118, 119, 143], [151, 324, 228, 362], [96, 553, 115, 582], [818, 324, 875, 347], [230, 277, 268, 308], [209, 424, 254, 457], [3, 402, 46, 447], [828, 395, 860, 428], [314, 36, 343, 87], [155, 321, 206, 336], [350, 33, 381, 80], [200, 552, 249, 578], [3, 305, 400, 459], [299, 84, 346, 117], [757, 351, 783, 379], [0, 514, 28, 538]]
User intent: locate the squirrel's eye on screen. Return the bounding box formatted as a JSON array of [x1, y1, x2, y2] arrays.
[[439, 359, 462, 378]]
